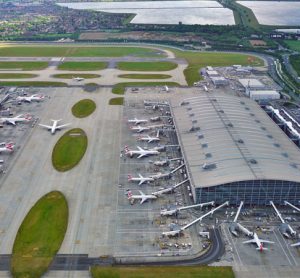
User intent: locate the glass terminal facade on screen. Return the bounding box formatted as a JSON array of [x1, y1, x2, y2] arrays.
[[196, 180, 300, 206]]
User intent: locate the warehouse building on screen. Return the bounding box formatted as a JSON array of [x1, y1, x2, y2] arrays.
[[239, 78, 265, 90], [249, 90, 280, 101], [211, 76, 228, 87], [171, 93, 300, 206]]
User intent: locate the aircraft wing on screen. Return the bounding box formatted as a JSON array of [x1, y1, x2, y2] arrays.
[[137, 146, 144, 151], [139, 180, 145, 186], [56, 123, 71, 129], [140, 197, 147, 204], [38, 124, 52, 129], [243, 239, 256, 244], [260, 240, 274, 244], [137, 154, 145, 159], [7, 120, 16, 125], [291, 241, 300, 247]]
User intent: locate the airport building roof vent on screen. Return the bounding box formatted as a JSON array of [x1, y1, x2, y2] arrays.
[[197, 132, 204, 139], [274, 143, 281, 148], [180, 101, 189, 106], [237, 139, 244, 144], [290, 163, 298, 169], [249, 159, 258, 165], [205, 153, 212, 158], [192, 120, 198, 124], [201, 143, 208, 148], [202, 163, 217, 170], [189, 126, 200, 132]]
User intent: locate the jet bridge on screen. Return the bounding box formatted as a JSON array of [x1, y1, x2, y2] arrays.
[[162, 201, 228, 237], [160, 201, 214, 216], [270, 201, 297, 238]]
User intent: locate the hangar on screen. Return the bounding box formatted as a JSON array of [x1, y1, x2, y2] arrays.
[[171, 93, 300, 206]]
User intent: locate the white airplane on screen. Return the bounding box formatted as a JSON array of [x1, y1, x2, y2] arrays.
[[130, 125, 150, 133], [0, 114, 32, 125], [16, 94, 44, 103], [137, 130, 160, 143], [128, 174, 154, 186], [73, 76, 84, 82], [0, 142, 14, 153], [243, 232, 274, 252], [127, 190, 157, 204], [128, 118, 148, 125], [125, 145, 160, 159], [38, 119, 71, 134]]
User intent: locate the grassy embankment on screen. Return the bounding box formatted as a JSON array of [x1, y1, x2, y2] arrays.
[[72, 99, 96, 118], [118, 74, 171, 79], [112, 82, 180, 95], [0, 61, 48, 70], [11, 191, 68, 278], [91, 266, 235, 278], [52, 73, 100, 79], [289, 54, 300, 76], [57, 62, 108, 71], [117, 61, 177, 71], [52, 128, 88, 172]]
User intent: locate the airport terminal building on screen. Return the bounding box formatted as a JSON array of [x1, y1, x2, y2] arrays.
[[171, 93, 300, 206]]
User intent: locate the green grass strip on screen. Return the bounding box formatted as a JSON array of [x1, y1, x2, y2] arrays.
[[0, 81, 67, 87], [0, 46, 162, 57], [72, 99, 96, 118], [0, 61, 48, 70], [118, 74, 171, 79], [0, 73, 37, 79], [91, 266, 235, 278], [117, 61, 177, 71], [57, 62, 108, 71], [52, 73, 100, 79], [109, 97, 124, 105], [11, 191, 68, 278], [52, 128, 88, 172]]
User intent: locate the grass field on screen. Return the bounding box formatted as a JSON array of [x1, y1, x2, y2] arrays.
[[0, 45, 163, 57], [0, 81, 67, 87], [112, 81, 180, 95], [57, 61, 108, 71], [72, 99, 96, 118], [11, 191, 68, 278], [91, 266, 235, 278], [52, 73, 100, 79], [171, 50, 263, 86], [285, 40, 300, 52], [0, 61, 48, 70], [109, 97, 124, 105], [289, 54, 300, 76], [52, 128, 88, 172], [117, 61, 177, 71], [118, 74, 171, 79], [0, 73, 37, 79]]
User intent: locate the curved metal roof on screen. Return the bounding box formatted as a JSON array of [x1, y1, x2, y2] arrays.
[[171, 93, 300, 188]]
